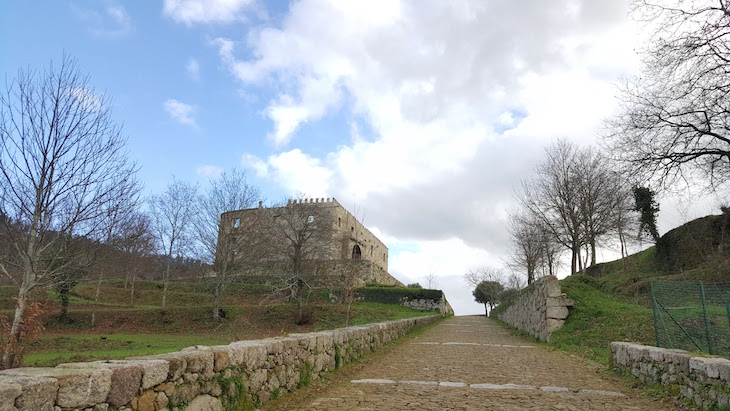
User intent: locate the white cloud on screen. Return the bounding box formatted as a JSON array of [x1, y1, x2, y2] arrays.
[[163, 0, 257, 25], [216, 0, 647, 313], [196, 165, 223, 179], [70, 87, 103, 112], [388, 237, 499, 315], [163, 99, 198, 129], [243, 149, 332, 197], [186, 58, 200, 81], [71, 2, 133, 37]]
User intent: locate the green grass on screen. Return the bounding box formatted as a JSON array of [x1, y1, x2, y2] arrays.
[[18, 303, 434, 367], [312, 302, 434, 330], [550, 274, 655, 365], [22, 333, 230, 367], [0, 278, 437, 368]]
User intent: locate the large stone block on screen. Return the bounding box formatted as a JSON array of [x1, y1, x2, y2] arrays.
[[187, 394, 223, 411], [229, 341, 268, 370], [546, 306, 569, 319], [183, 346, 230, 372], [691, 357, 730, 379], [0, 367, 112, 409], [58, 360, 142, 407], [546, 318, 564, 334], [0, 378, 22, 411], [544, 277, 562, 298], [0, 374, 57, 411], [131, 353, 186, 380], [176, 350, 214, 374], [112, 359, 169, 389]]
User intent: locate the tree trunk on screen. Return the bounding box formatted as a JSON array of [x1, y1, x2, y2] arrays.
[[619, 225, 627, 272], [161, 261, 171, 310], [590, 239, 597, 267], [91, 271, 104, 328], [212, 285, 221, 321], [2, 291, 28, 369], [129, 274, 136, 307], [483, 302, 488, 317], [161, 277, 169, 310], [345, 292, 353, 328], [570, 245, 578, 275]]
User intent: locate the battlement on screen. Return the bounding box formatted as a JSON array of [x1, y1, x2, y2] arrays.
[[286, 197, 339, 206]]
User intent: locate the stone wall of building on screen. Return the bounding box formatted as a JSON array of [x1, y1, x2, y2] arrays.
[[219, 198, 398, 290], [611, 342, 730, 409], [221, 198, 388, 273], [491, 276, 573, 342], [0, 316, 439, 411]]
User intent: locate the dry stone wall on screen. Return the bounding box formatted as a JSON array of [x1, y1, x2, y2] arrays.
[[0, 315, 439, 411], [492, 275, 573, 342], [401, 295, 454, 315], [611, 342, 730, 409]]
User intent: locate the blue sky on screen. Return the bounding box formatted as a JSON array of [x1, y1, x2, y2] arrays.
[[1, 1, 721, 315]]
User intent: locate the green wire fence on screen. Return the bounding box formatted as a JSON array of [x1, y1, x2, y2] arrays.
[[651, 280, 730, 358]]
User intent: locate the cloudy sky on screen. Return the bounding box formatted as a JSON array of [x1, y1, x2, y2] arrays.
[[1, 1, 724, 315]]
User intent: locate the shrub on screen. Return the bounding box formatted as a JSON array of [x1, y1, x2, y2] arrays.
[[355, 287, 442, 305]]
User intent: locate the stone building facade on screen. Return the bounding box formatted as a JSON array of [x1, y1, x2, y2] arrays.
[[219, 198, 401, 286]]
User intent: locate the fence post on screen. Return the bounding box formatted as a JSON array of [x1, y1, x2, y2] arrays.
[[651, 280, 660, 347], [700, 281, 713, 355]]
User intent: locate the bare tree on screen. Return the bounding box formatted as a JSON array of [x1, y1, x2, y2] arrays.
[[425, 266, 439, 289], [505, 212, 543, 285], [262, 198, 338, 324], [0, 56, 138, 368], [194, 169, 260, 320], [115, 211, 155, 307], [340, 205, 367, 327], [517, 140, 584, 274], [505, 272, 525, 290], [609, 181, 639, 271], [89, 182, 142, 327], [516, 140, 627, 274], [464, 266, 504, 290], [575, 148, 626, 268], [149, 178, 198, 310], [605, 1, 730, 193]]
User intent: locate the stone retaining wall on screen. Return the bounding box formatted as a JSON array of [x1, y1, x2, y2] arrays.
[[611, 342, 730, 409], [0, 315, 439, 411], [401, 295, 454, 315], [492, 275, 573, 342]]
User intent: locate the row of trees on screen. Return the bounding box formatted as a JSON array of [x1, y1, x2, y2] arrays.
[[508, 140, 644, 282], [0, 56, 353, 369], [505, 0, 730, 285]]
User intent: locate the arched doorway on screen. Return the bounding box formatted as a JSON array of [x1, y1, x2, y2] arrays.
[[352, 245, 362, 259]]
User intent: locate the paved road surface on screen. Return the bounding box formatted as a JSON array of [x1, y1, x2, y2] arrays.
[[263, 316, 678, 410]]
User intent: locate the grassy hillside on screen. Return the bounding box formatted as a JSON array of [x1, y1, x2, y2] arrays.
[[549, 213, 730, 365], [0, 279, 437, 367], [550, 275, 654, 364]]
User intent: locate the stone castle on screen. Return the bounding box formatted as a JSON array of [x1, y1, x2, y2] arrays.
[[219, 197, 403, 286]]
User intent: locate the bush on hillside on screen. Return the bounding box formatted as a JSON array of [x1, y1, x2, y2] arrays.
[[355, 286, 442, 305], [655, 213, 730, 274]]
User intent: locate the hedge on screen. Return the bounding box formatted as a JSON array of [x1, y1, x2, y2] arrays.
[[355, 286, 443, 305]]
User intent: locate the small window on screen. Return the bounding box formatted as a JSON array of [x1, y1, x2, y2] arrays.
[[234, 218, 240, 228], [308, 215, 314, 223], [370, 245, 373, 256], [338, 217, 341, 228]]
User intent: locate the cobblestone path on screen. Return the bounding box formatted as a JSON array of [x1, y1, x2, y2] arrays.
[[263, 316, 679, 410]]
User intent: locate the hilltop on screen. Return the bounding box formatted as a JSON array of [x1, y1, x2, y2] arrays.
[[549, 211, 730, 364]]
